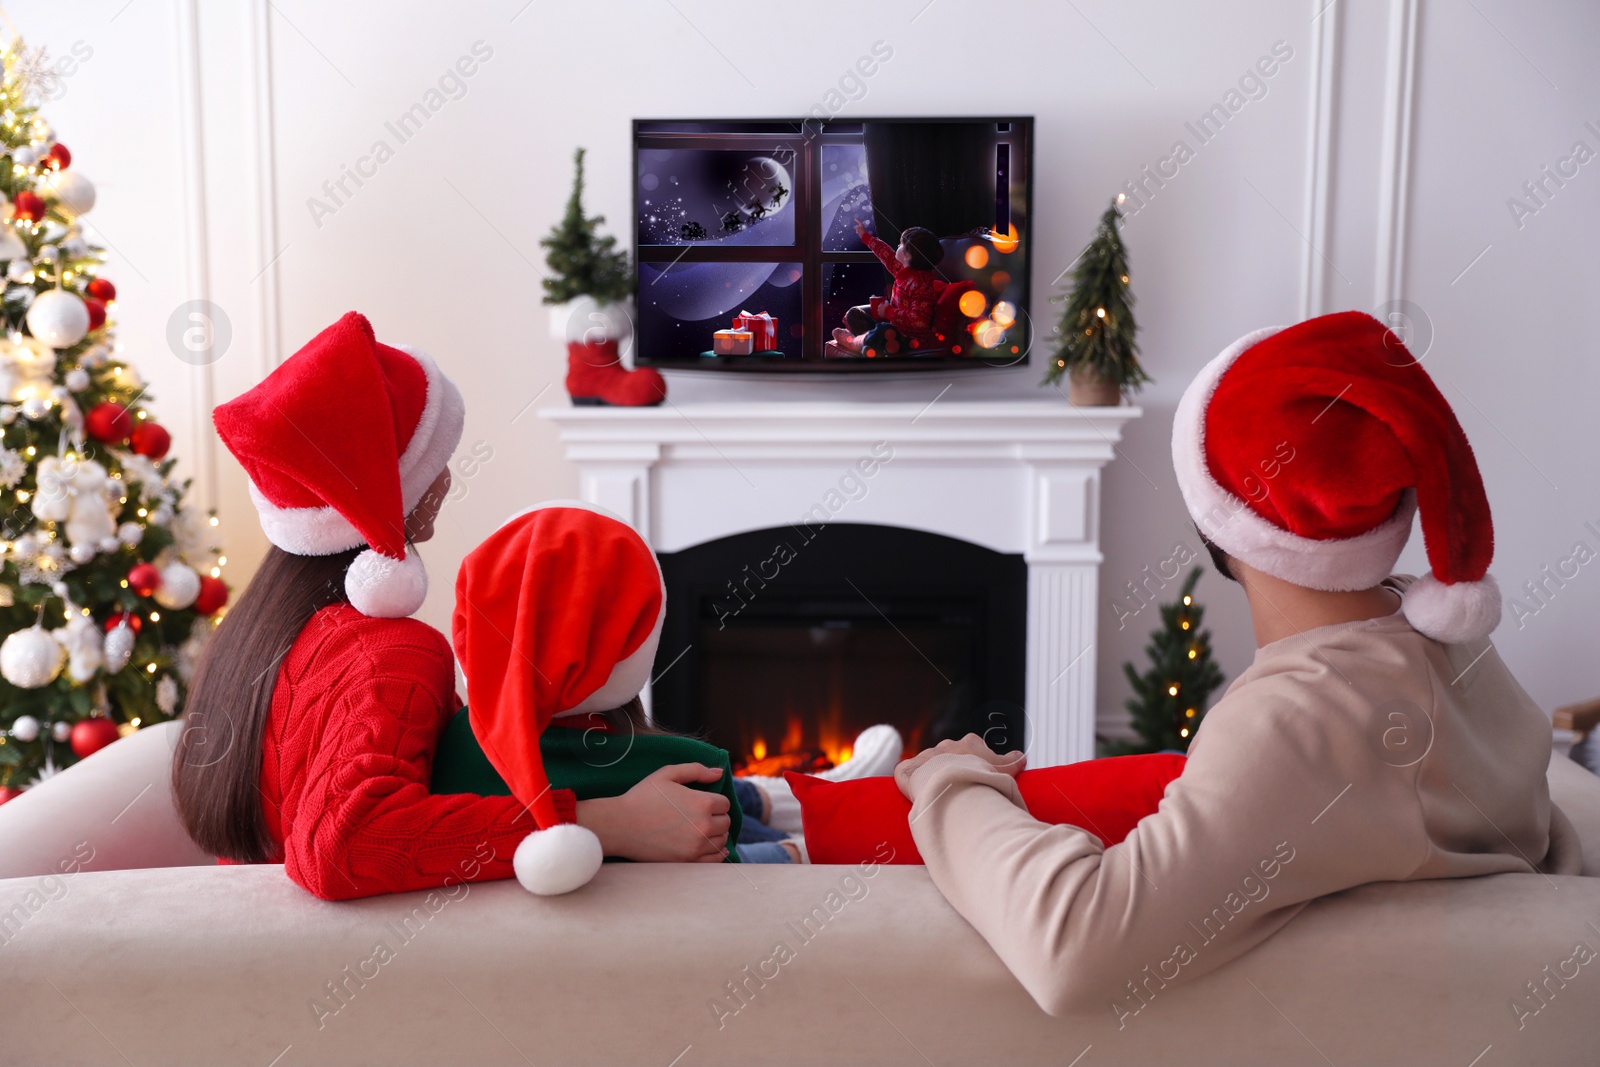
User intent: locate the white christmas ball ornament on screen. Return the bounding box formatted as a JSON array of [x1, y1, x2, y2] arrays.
[[5, 259, 30, 282], [10, 713, 40, 742], [65, 366, 89, 391], [13, 145, 36, 167], [68, 542, 95, 564], [52, 719, 71, 743], [49, 172, 95, 217], [19, 396, 49, 420], [117, 522, 143, 547], [1, 625, 65, 688], [103, 622, 135, 674], [154, 563, 201, 609], [26, 288, 90, 348]]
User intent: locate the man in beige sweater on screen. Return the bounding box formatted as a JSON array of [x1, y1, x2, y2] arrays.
[[896, 312, 1582, 1021]]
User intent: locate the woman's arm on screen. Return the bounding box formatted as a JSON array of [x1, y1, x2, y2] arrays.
[[281, 635, 541, 900], [577, 762, 732, 863]]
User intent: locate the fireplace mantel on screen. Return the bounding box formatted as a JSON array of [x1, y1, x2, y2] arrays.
[[542, 400, 1141, 765]]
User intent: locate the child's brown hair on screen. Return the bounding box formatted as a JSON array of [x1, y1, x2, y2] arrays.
[[899, 227, 943, 271]]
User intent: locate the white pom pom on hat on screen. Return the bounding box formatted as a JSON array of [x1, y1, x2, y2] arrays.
[[1173, 312, 1501, 644], [513, 824, 605, 896], [345, 546, 430, 619], [1400, 573, 1502, 645]]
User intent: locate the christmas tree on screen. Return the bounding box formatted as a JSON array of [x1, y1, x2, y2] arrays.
[[539, 147, 630, 306], [1105, 567, 1224, 755], [0, 38, 229, 802], [1042, 196, 1152, 391]]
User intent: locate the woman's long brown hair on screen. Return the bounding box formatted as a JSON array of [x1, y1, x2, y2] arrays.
[[171, 546, 359, 862]]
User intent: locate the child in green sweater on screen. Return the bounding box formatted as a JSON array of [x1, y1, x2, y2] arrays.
[[437, 502, 884, 890]]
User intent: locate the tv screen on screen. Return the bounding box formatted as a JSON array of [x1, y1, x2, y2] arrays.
[[632, 118, 1032, 373]]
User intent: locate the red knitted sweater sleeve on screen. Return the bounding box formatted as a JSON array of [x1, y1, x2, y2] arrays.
[[862, 232, 905, 278], [273, 610, 567, 901]]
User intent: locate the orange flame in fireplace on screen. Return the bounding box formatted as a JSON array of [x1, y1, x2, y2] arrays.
[[738, 692, 857, 777]]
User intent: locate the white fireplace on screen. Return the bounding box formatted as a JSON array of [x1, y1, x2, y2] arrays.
[[542, 400, 1140, 767]]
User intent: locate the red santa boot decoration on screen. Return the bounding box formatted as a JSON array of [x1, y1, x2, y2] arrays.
[[453, 502, 666, 895], [565, 339, 666, 407], [1172, 310, 1500, 644]]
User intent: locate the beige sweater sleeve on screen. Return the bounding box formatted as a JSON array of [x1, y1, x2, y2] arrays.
[[904, 687, 1430, 1019]]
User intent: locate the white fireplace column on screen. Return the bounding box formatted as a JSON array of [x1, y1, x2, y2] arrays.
[[1022, 459, 1107, 766], [543, 401, 1141, 766]]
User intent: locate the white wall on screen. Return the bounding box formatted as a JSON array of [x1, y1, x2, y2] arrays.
[[16, 0, 1598, 732]]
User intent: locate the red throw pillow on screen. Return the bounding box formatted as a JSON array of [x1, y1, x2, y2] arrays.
[[786, 753, 1187, 865]]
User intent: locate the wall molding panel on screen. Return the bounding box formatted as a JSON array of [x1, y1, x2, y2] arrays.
[[1374, 0, 1420, 309]]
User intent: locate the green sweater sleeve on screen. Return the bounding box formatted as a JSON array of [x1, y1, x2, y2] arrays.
[[430, 708, 742, 861]]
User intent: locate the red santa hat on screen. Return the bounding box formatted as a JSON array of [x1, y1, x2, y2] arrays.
[[1173, 311, 1500, 644], [452, 502, 666, 895], [213, 312, 464, 618]]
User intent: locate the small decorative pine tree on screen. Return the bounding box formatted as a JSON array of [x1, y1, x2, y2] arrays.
[[1106, 567, 1224, 755], [539, 147, 631, 306], [0, 37, 230, 799], [1042, 196, 1152, 391]]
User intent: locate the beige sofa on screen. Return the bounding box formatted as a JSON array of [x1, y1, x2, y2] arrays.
[[3, 722, 1599, 1066]]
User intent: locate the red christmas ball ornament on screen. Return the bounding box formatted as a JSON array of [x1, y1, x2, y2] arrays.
[[104, 611, 144, 635], [12, 190, 45, 221], [194, 575, 229, 616], [70, 718, 121, 759], [129, 421, 171, 459], [85, 402, 133, 444], [45, 143, 71, 170], [127, 562, 163, 598], [0, 785, 21, 806], [86, 277, 116, 302], [84, 296, 106, 331]]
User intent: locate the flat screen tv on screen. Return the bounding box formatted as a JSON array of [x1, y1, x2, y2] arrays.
[[632, 117, 1033, 373]]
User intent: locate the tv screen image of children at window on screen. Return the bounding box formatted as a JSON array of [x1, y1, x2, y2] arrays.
[[632, 119, 1032, 373]]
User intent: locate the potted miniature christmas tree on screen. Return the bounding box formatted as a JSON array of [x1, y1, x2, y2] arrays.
[[540, 147, 632, 345], [1103, 568, 1223, 755], [1042, 196, 1152, 405]]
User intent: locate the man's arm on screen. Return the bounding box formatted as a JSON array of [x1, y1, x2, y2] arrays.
[[903, 695, 1427, 1017]]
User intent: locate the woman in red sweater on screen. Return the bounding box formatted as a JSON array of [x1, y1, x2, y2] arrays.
[[171, 312, 730, 900]]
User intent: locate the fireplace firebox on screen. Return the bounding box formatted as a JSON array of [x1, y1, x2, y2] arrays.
[[651, 523, 1027, 775]]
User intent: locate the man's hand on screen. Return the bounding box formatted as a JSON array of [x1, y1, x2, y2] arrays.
[[894, 733, 1026, 801], [576, 763, 731, 863]]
